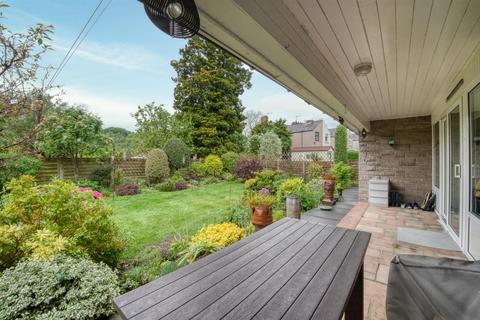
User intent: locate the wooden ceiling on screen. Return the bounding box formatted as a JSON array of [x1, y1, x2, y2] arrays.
[[231, 0, 480, 121]]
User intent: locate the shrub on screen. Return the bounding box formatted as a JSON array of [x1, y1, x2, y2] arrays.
[[334, 125, 348, 163], [119, 237, 182, 291], [277, 177, 306, 209], [244, 178, 257, 189], [175, 181, 188, 190], [200, 176, 219, 185], [234, 159, 262, 181], [300, 190, 318, 211], [180, 223, 245, 263], [223, 172, 235, 181], [116, 183, 141, 196], [347, 149, 359, 160], [204, 154, 223, 176], [331, 162, 353, 193], [221, 151, 239, 173], [156, 180, 176, 192], [170, 171, 186, 183], [0, 255, 120, 320], [306, 178, 325, 201], [244, 191, 277, 208], [164, 138, 191, 170], [254, 169, 278, 193], [248, 134, 261, 155], [0, 153, 42, 190], [88, 164, 112, 187], [258, 131, 282, 160], [190, 162, 206, 177], [223, 204, 251, 229], [78, 179, 101, 191], [145, 148, 170, 184], [307, 162, 324, 181], [0, 176, 124, 270]]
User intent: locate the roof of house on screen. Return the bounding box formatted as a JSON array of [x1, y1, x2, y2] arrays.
[[291, 146, 334, 152], [288, 120, 323, 133]]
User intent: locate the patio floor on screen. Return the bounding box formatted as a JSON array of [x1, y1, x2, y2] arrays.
[[337, 203, 466, 320]]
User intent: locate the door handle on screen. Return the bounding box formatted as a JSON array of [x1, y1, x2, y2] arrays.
[[454, 164, 461, 178]]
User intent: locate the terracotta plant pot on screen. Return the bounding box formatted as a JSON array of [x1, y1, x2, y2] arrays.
[[251, 205, 273, 231], [322, 179, 336, 206]]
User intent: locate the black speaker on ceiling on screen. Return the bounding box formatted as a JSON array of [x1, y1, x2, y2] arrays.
[[140, 0, 200, 38]]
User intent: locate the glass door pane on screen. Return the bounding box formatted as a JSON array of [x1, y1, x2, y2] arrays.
[[449, 106, 461, 236], [470, 82, 480, 216]]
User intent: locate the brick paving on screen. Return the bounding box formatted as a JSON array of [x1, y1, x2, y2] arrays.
[[337, 204, 465, 320]]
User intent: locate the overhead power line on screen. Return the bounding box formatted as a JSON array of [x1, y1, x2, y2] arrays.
[[47, 0, 113, 87]]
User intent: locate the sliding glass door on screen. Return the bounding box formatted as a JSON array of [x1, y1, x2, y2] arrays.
[[448, 106, 461, 236]]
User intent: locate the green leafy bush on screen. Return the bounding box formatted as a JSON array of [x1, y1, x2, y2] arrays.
[[277, 177, 306, 209], [307, 162, 324, 181], [258, 131, 282, 160], [347, 149, 359, 160], [204, 154, 223, 176], [306, 178, 325, 201], [0, 255, 120, 320], [221, 151, 239, 173], [334, 125, 348, 163], [156, 180, 176, 192], [0, 153, 42, 190], [254, 169, 278, 193], [164, 138, 191, 170], [190, 162, 206, 177], [223, 204, 251, 229], [331, 162, 353, 193], [145, 148, 170, 184], [0, 176, 124, 270], [88, 164, 112, 187], [77, 179, 101, 191], [119, 237, 183, 291]]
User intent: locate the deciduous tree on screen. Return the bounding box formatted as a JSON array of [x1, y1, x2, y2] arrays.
[[252, 118, 291, 154]]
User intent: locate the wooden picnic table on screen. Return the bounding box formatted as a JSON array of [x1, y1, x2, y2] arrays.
[[113, 217, 371, 320]]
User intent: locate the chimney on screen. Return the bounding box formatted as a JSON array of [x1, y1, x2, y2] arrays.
[[260, 115, 269, 124], [305, 119, 314, 124]]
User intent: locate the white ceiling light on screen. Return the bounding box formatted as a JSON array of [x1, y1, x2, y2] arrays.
[[353, 62, 372, 76]]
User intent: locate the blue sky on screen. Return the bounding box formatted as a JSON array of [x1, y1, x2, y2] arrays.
[[6, 0, 337, 131]]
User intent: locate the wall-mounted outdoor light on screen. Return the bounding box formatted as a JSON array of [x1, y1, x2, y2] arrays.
[[354, 62, 372, 76], [338, 117, 344, 125], [388, 137, 395, 146], [361, 128, 367, 138]]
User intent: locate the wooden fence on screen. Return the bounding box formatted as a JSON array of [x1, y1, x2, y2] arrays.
[[36, 157, 358, 184], [36, 158, 146, 183]]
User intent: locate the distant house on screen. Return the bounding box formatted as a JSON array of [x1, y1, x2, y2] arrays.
[[287, 120, 334, 161]]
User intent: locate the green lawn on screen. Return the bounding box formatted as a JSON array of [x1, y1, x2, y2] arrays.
[[108, 181, 244, 258]]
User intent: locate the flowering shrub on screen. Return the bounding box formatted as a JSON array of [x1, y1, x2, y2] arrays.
[[0, 255, 120, 320], [116, 183, 141, 196], [244, 178, 257, 189], [234, 159, 262, 181], [78, 187, 104, 199], [259, 188, 270, 195], [0, 176, 124, 270]]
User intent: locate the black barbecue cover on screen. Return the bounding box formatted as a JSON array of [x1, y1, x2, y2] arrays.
[[386, 255, 480, 320]]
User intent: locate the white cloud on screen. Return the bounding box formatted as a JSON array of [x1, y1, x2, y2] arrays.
[[53, 41, 166, 72], [56, 86, 141, 130], [245, 92, 339, 128]]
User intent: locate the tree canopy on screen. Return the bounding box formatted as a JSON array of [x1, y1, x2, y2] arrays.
[[259, 131, 282, 160], [103, 127, 134, 156], [132, 102, 192, 152], [171, 36, 252, 157], [252, 118, 291, 154]]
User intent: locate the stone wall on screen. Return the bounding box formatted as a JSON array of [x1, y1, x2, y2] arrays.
[[359, 116, 432, 204]]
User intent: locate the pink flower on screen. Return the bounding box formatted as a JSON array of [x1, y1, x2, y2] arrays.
[[259, 188, 270, 195], [78, 187, 92, 192], [92, 191, 104, 199]]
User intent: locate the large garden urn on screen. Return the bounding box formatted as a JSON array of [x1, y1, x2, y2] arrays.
[[322, 174, 336, 206], [251, 205, 273, 231]]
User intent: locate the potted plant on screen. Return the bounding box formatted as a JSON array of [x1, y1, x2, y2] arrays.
[[322, 172, 336, 206], [245, 188, 276, 231]]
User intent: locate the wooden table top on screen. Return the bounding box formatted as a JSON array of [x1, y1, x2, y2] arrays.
[[114, 217, 371, 320]]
